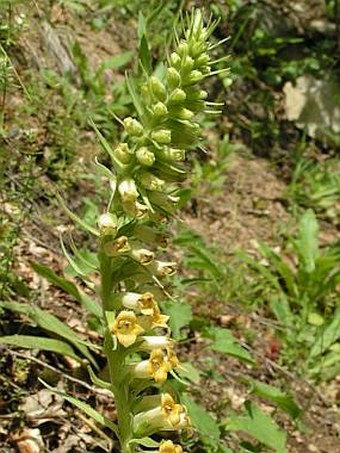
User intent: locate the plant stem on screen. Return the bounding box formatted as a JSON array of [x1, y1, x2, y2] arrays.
[[100, 251, 134, 452]]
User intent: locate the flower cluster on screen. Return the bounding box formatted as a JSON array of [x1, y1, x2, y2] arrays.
[[96, 9, 227, 452]]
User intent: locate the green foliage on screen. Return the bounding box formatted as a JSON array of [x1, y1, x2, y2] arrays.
[[242, 209, 340, 376], [287, 156, 340, 220], [225, 401, 287, 453]]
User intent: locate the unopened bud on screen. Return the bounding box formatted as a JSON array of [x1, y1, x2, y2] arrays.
[[151, 129, 171, 144], [187, 70, 204, 84], [177, 107, 194, 120], [118, 179, 138, 203], [169, 52, 181, 69], [113, 143, 133, 164], [182, 56, 194, 73], [177, 41, 188, 58], [98, 213, 118, 236], [163, 147, 186, 161], [136, 147, 155, 166], [149, 76, 167, 102], [196, 53, 210, 67], [139, 172, 165, 191], [167, 67, 181, 89], [153, 101, 168, 117], [123, 117, 144, 137], [169, 88, 186, 102]]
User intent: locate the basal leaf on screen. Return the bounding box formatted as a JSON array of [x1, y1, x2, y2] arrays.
[[246, 378, 301, 419], [207, 327, 254, 364], [0, 301, 98, 369], [0, 335, 81, 362], [297, 209, 319, 273], [309, 307, 340, 358], [226, 401, 287, 453]]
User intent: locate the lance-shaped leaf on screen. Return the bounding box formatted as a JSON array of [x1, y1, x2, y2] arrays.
[[30, 261, 101, 318], [0, 335, 82, 362], [41, 380, 119, 438], [0, 301, 98, 369]]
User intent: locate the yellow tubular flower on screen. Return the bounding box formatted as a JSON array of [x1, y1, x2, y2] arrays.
[[133, 348, 170, 383], [161, 393, 184, 428], [159, 440, 184, 453], [111, 311, 144, 347]]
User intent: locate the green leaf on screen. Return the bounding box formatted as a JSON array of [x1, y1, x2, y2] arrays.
[[246, 378, 301, 419], [0, 301, 98, 369], [297, 209, 319, 273], [125, 74, 144, 119], [55, 193, 99, 237], [226, 401, 287, 453], [130, 437, 159, 448], [309, 308, 340, 358], [41, 380, 119, 437], [0, 335, 81, 362], [30, 261, 102, 318], [182, 396, 221, 447], [162, 300, 192, 339], [98, 51, 133, 72], [177, 362, 201, 384], [270, 296, 293, 328], [207, 327, 254, 364]]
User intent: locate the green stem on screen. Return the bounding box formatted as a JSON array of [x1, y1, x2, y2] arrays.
[[100, 250, 134, 453]]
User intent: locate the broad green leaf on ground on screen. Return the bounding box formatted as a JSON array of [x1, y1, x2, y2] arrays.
[[246, 378, 301, 419], [162, 300, 192, 339], [181, 395, 220, 448], [41, 380, 119, 436], [207, 326, 254, 364], [30, 261, 101, 317], [309, 308, 340, 358], [0, 335, 81, 362], [225, 401, 287, 453], [0, 300, 98, 369]]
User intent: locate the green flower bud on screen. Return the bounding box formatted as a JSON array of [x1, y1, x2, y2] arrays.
[[177, 41, 188, 58], [136, 147, 155, 166], [118, 178, 138, 203], [182, 56, 194, 73], [113, 143, 133, 164], [187, 70, 204, 84], [186, 88, 208, 101], [190, 41, 205, 57], [151, 129, 171, 144], [153, 101, 168, 117], [139, 172, 165, 191], [169, 88, 186, 102], [123, 117, 144, 137], [167, 67, 181, 89], [162, 147, 186, 161], [149, 76, 167, 102], [169, 52, 182, 69], [98, 213, 118, 236], [177, 107, 194, 120], [196, 53, 210, 67]]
